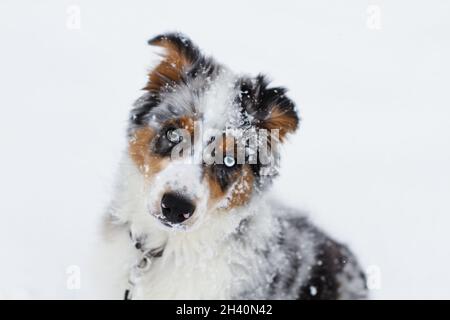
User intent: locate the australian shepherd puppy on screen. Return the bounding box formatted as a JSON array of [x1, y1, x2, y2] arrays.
[[99, 33, 367, 300]]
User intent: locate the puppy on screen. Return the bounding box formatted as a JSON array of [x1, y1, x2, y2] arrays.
[[101, 33, 367, 300]]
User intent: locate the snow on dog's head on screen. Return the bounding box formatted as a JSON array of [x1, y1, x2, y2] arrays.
[[126, 33, 299, 231]]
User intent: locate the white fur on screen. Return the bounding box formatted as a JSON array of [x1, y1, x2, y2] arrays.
[[200, 69, 238, 130]]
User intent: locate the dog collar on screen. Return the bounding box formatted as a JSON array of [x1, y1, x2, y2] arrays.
[[124, 232, 163, 300]]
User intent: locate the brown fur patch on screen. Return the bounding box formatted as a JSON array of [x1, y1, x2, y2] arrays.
[[206, 165, 254, 209], [145, 39, 191, 92], [206, 135, 242, 203], [227, 165, 254, 209], [165, 116, 195, 137], [129, 127, 167, 179], [262, 106, 299, 142], [207, 172, 226, 201]]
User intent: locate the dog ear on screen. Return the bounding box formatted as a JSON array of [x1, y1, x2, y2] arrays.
[[241, 75, 299, 142], [145, 33, 200, 93]]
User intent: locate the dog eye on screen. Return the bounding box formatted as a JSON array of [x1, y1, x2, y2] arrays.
[[166, 128, 182, 144], [224, 155, 236, 168]]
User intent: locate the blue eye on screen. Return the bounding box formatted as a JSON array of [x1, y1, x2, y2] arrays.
[[166, 128, 181, 143], [224, 155, 236, 168]]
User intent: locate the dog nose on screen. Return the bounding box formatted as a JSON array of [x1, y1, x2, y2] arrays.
[[160, 192, 196, 224]]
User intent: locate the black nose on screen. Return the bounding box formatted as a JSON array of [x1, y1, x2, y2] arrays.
[[160, 192, 196, 224]]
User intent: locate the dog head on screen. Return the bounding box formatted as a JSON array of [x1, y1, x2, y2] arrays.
[[127, 33, 299, 231]]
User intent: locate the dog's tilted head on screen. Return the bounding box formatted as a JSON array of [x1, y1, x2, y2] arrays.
[[127, 33, 299, 231]]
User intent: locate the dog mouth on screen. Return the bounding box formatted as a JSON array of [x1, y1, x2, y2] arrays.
[[159, 219, 174, 228], [150, 210, 193, 229], [150, 211, 174, 228]]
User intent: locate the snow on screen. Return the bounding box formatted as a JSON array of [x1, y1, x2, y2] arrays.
[[0, 0, 450, 299]]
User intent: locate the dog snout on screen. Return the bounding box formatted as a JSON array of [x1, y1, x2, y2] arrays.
[[160, 192, 196, 224]]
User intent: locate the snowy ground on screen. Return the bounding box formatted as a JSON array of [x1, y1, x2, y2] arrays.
[[0, 1, 449, 299]]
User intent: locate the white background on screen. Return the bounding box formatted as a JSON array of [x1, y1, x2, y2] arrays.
[[0, 0, 449, 299]]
